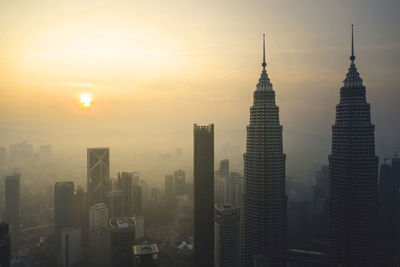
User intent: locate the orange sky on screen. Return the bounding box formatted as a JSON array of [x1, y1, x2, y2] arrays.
[[1, 0, 399, 177]]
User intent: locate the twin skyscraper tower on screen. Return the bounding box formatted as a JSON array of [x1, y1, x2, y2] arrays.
[[241, 27, 378, 266], [194, 26, 379, 267]]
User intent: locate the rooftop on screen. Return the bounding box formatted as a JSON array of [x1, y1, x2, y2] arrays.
[[109, 217, 135, 230], [132, 243, 159, 256]]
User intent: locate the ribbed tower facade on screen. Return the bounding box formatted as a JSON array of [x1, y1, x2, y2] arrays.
[[328, 26, 379, 266], [241, 35, 286, 267]]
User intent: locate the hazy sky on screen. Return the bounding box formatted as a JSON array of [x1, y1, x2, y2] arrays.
[[1, 0, 399, 178]]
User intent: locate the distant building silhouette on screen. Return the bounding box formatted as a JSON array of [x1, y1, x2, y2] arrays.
[[9, 141, 33, 163], [0, 147, 6, 167], [54, 182, 75, 258], [5, 173, 20, 227], [174, 170, 186, 197], [379, 157, 400, 259], [132, 172, 142, 215], [218, 159, 229, 179], [109, 217, 136, 267], [164, 174, 174, 205], [311, 166, 328, 241], [106, 190, 124, 218], [87, 148, 110, 205], [241, 35, 287, 266], [133, 185, 143, 216], [193, 124, 214, 267], [228, 172, 243, 208], [214, 203, 240, 267], [74, 186, 88, 247], [214, 175, 228, 204], [328, 25, 379, 266], [39, 144, 52, 159], [0, 222, 11, 267], [118, 172, 134, 217], [288, 200, 309, 250]]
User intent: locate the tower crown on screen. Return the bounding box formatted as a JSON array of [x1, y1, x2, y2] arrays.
[[343, 25, 363, 88], [257, 34, 272, 91]]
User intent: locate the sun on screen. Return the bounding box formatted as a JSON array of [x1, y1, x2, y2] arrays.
[[80, 93, 92, 107]]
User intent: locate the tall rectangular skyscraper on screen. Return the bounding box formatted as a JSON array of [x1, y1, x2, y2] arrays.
[[328, 26, 379, 266], [118, 172, 133, 216], [54, 182, 75, 254], [87, 148, 110, 205], [379, 157, 400, 258], [0, 222, 11, 267], [88, 203, 110, 266], [241, 35, 286, 266], [173, 170, 186, 197], [193, 123, 214, 267], [165, 174, 174, 204], [5, 173, 20, 227]]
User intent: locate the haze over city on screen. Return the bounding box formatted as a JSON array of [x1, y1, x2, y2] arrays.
[[1, 0, 400, 266], [1, 0, 399, 180]]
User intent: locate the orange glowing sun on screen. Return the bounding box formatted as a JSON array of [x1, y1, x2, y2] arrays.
[[80, 93, 92, 107]]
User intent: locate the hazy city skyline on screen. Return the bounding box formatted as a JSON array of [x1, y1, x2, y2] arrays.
[[0, 2, 399, 265], [1, 0, 400, 179]]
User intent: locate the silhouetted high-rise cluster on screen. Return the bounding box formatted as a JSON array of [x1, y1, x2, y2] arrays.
[[2, 26, 394, 267]]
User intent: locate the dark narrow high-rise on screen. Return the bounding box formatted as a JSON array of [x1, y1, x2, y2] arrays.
[[174, 170, 186, 197], [328, 25, 379, 266], [118, 172, 133, 217], [379, 157, 400, 259], [165, 174, 174, 204], [5, 173, 20, 227], [241, 35, 286, 267], [193, 124, 214, 267], [54, 182, 75, 255], [0, 222, 11, 267]]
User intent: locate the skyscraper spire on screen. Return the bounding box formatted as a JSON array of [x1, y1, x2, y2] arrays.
[[350, 24, 355, 62], [343, 24, 363, 88], [262, 34, 266, 68], [257, 34, 272, 91]]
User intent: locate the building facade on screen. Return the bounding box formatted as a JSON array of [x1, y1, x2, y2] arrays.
[[106, 190, 124, 218], [89, 203, 110, 266], [241, 35, 287, 266], [0, 222, 10, 267], [5, 173, 20, 227], [328, 26, 379, 266], [109, 217, 136, 267], [379, 157, 400, 260], [214, 203, 240, 267], [174, 170, 186, 197], [118, 172, 134, 217], [165, 174, 174, 204], [193, 124, 214, 267], [60, 227, 82, 267], [54, 182, 75, 253], [87, 148, 110, 205]]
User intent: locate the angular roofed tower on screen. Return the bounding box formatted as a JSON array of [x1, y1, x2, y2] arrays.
[[241, 35, 287, 267], [328, 25, 379, 266]]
